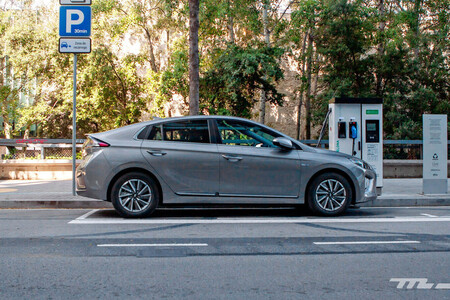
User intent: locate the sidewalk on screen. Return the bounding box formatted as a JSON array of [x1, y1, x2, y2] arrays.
[[0, 178, 449, 209]]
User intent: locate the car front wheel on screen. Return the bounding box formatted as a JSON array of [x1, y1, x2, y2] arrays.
[[307, 173, 352, 216], [111, 172, 159, 218]]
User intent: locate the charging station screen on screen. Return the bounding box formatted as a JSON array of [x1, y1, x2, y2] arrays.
[[367, 123, 376, 131], [366, 120, 379, 143]]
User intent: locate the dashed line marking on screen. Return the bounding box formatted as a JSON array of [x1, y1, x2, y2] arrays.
[[313, 240, 421, 245], [97, 243, 208, 247]]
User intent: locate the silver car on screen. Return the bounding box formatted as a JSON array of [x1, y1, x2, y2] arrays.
[[76, 116, 377, 217]]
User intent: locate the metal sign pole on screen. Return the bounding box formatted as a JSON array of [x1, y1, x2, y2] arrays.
[[72, 53, 77, 196]]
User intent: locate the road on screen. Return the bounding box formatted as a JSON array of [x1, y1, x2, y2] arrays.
[[0, 207, 449, 299]]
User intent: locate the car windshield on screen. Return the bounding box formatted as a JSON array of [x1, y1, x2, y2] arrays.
[[217, 119, 281, 147]]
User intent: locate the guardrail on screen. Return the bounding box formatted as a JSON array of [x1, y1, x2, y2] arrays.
[[0, 139, 449, 160]]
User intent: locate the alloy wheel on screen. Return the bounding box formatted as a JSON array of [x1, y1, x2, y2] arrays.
[[118, 179, 152, 212], [314, 179, 347, 212]]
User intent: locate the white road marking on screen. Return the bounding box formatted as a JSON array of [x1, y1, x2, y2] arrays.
[[75, 209, 100, 220], [97, 243, 208, 247], [69, 216, 450, 225], [421, 213, 438, 218], [313, 240, 421, 245]]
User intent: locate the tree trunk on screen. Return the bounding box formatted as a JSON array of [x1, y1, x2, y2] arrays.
[[305, 32, 313, 140], [376, 0, 385, 96], [4, 122, 12, 139], [23, 127, 30, 139], [296, 32, 309, 140], [143, 28, 158, 73], [412, 0, 422, 60], [259, 2, 270, 124], [189, 0, 200, 116], [228, 15, 235, 44]]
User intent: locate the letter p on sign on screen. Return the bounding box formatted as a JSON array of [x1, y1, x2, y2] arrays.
[[59, 6, 91, 37], [66, 10, 84, 32]]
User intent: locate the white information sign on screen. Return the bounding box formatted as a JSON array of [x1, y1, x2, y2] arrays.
[[59, 38, 91, 53], [423, 114, 448, 194]]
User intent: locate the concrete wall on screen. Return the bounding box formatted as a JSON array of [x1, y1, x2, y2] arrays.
[[1, 159, 449, 180], [0, 160, 80, 180], [384, 160, 450, 178]]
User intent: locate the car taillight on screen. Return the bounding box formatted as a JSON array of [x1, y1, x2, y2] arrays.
[[97, 141, 110, 147], [83, 137, 109, 157]]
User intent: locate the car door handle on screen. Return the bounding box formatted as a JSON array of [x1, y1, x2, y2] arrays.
[[222, 154, 243, 162], [147, 150, 167, 156]]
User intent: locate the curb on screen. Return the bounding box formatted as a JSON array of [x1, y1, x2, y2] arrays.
[[0, 198, 449, 209], [0, 200, 112, 209], [361, 197, 450, 207]]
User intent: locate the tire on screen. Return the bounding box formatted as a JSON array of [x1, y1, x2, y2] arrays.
[[111, 172, 159, 218], [307, 172, 352, 216]]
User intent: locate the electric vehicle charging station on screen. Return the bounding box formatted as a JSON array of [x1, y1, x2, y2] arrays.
[[328, 97, 383, 194]]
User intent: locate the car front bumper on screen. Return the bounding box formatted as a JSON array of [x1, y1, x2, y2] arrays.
[[355, 169, 377, 203]]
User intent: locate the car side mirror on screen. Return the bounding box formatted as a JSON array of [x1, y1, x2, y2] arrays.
[[273, 137, 294, 150]]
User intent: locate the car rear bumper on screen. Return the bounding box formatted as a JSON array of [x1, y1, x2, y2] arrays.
[[76, 152, 110, 201]]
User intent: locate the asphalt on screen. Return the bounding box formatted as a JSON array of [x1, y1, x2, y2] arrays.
[[1, 207, 449, 299], [0, 178, 449, 209]]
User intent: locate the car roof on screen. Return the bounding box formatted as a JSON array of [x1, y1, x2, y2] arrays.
[[91, 116, 255, 140], [90, 115, 308, 151]]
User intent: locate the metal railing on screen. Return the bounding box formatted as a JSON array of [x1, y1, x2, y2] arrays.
[[299, 139, 450, 159], [0, 138, 448, 160], [0, 139, 84, 160]]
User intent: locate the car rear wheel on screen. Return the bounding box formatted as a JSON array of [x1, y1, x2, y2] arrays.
[[111, 172, 159, 218], [307, 173, 352, 216]]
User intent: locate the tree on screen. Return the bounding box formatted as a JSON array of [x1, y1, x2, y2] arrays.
[[0, 5, 57, 138], [201, 45, 284, 118]]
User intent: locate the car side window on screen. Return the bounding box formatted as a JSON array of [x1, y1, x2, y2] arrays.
[[148, 125, 163, 141], [148, 120, 210, 143], [217, 119, 281, 148]]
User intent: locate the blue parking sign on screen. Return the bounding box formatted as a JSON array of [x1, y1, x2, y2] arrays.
[[59, 6, 91, 37]]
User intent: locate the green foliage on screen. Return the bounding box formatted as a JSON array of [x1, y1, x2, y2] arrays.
[[77, 47, 148, 131], [288, 0, 449, 139], [201, 45, 284, 118], [1, 0, 448, 142], [148, 47, 190, 117]]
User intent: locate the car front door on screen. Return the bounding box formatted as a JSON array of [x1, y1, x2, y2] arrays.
[[140, 119, 219, 196], [216, 119, 301, 198]]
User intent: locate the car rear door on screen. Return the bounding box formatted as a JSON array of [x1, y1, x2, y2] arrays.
[[140, 119, 219, 196], [215, 119, 301, 198]]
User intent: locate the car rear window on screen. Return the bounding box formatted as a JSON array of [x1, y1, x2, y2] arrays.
[[147, 120, 210, 143]]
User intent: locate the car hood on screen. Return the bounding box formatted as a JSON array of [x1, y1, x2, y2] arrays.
[[308, 146, 352, 158]]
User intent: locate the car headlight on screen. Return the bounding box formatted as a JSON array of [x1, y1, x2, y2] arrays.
[[348, 157, 371, 170]]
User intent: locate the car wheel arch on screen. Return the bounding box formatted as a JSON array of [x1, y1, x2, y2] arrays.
[[305, 168, 356, 205], [107, 168, 163, 205]]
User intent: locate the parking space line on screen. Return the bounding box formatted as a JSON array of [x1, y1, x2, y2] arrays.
[[75, 209, 100, 220], [69, 216, 450, 225], [97, 243, 208, 247], [313, 240, 420, 245]]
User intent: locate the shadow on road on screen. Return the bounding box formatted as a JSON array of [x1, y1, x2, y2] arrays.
[[93, 206, 378, 219]]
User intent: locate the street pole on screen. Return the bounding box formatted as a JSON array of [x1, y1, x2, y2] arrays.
[[72, 54, 77, 196]]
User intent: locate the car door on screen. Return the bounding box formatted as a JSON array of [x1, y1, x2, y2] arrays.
[[140, 119, 219, 196], [216, 119, 301, 198]]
